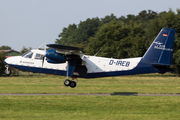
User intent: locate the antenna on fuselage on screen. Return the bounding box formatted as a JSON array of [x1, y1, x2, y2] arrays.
[[44, 40, 47, 51], [38, 43, 44, 49], [38, 40, 47, 51], [94, 49, 101, 56]]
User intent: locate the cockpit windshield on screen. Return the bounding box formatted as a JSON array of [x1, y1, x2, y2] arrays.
[[22, 51, 33, 58]]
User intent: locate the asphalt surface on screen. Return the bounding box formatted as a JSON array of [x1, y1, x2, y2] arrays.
[[0, 93, 180, 96]]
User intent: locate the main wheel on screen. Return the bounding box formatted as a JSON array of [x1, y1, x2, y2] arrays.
[[70, 81, 76, 88], [64, 79, 70, 86]]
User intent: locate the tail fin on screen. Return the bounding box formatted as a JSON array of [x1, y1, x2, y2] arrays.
[[142, 28, 175, 65]]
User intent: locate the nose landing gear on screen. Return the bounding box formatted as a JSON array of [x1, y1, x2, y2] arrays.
[[4, 65, 11, 76], [64, 77, 77, 88]]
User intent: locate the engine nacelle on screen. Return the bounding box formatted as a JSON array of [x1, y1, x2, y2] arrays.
[[45, 49, 66, 63]]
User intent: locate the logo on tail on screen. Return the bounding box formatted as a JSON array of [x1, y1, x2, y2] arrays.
[[154, 41, 173, 51]]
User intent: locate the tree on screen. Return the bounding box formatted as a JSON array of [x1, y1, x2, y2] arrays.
[[55, 18, 101, 47], [85, 19, 146, 59], [0, 45, 11, 75], [85, 19, 127, 58], [0, 51, 5, 76], [56, 24, 77, 45], [100, 13, 117, 25], [0, 45, 11, 50]]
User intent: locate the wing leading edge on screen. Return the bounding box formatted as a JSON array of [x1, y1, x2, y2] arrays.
[[46, 44, 82, 55], [46, 44, 80, 50]]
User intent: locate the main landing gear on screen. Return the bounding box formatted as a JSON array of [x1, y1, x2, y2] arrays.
[[64, 77, 77, 88], [64, 60, 78, 88]]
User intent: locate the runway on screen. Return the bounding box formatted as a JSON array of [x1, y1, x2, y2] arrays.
[[0, 93, 180, 96]]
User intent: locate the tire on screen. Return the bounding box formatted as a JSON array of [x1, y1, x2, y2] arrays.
[[64, 79, 70, 86], [4, 69, 11, 76], [70, 81, 76, 88]]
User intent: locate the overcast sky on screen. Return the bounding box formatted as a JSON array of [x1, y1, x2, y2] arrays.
[[0, 0, 180, 51]]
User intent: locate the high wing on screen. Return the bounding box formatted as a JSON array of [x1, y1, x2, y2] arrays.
[[46, 44, 81, 55], [47, 44, 80, 50]]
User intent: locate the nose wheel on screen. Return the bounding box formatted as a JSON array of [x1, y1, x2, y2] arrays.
[[64, 78, 77, 88], [4, 65, 11, 76]]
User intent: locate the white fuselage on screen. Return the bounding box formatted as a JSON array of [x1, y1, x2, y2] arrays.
[[82, 55, 141, 73]]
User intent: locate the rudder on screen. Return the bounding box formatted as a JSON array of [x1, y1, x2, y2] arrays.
[[142, 28, 175, 65]]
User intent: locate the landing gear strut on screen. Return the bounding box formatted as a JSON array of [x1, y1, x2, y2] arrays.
[[64, 77, 77, 88], [64, 60, 77, 88], [4, 65, 11, 76]]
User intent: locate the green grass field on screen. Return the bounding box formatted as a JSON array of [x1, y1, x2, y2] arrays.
[[0, 74, 180, 119], [0, 96, 180, 120], [0, 74, 180, 94]]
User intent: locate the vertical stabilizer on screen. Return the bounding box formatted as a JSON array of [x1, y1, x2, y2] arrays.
[[142, 28, 175, 65]]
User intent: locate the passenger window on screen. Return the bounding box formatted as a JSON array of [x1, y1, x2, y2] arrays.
[[24, 52, 33, 58], [35, 54, 44, 60]]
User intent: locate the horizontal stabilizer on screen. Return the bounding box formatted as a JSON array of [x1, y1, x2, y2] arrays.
[[152, 63, 174, 73]]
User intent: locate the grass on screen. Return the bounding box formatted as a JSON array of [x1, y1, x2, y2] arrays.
[[0, 95, 180, 120], [0, 74, 180, 94], [0, 74, 180, 119]]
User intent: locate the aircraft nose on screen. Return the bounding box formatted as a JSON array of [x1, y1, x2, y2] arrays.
[[4, 58, 8, 64], [4, 57, 12, 65]]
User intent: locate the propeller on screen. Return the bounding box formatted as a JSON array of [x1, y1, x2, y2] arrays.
[[42, 56, 45, 68]]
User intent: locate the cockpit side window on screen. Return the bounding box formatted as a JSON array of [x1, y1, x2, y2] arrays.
[[35, 54, 44, 60], [23, 51, 33, 58]]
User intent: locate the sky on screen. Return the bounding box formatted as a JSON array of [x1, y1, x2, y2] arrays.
[[0, 0, 180, 51]]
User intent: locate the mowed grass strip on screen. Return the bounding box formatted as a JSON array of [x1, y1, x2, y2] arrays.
[[0, 75, 180, 94], [0, 95, 180, 120]]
